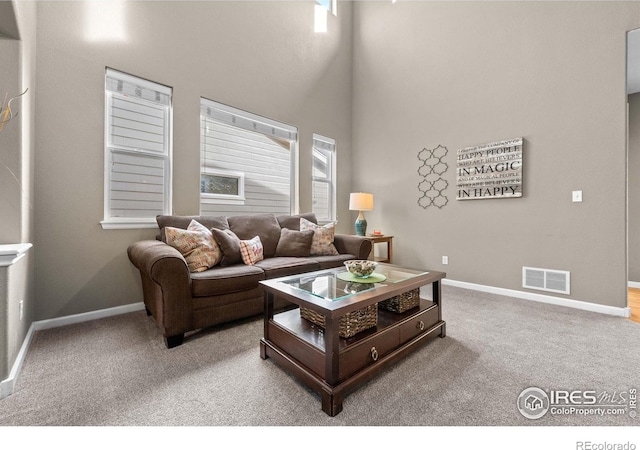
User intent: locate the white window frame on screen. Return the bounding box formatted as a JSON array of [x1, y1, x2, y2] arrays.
[[200, 167, 245, 205], [312, 134, 336, 223], [101, 68, 172, 229]]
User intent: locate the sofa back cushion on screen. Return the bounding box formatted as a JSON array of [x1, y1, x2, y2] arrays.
[[277, 213, 317, 231], [228, 213, 281, 258], [156, 215, 229, 242]]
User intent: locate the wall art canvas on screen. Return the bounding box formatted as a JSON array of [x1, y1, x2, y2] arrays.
[[456, 137, 523, 200]]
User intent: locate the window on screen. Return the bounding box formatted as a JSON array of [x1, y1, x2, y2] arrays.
[[314, 0, 337, 33], [201, 168, 245, 204], [316, 0, 337, 15], [200, 98, 298, 217], [312, 134, 336, 223], [101, 68, 172, 229]]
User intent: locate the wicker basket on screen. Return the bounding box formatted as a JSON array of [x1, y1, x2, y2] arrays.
[[379, 288, 420, 313], [300, 305, 378, 338]]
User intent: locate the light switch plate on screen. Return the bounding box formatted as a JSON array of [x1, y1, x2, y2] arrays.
[[572, 191, 582, 202]]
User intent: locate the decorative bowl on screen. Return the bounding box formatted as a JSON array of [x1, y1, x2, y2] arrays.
[[344, 260, 378, 278]]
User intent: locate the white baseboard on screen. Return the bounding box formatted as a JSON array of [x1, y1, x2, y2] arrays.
[[32, 302, 145, 331], [444, 279, 632, 318], [0, 302, 145, 400], [0, 322, 36, 400], [628, 281, 640, 289]]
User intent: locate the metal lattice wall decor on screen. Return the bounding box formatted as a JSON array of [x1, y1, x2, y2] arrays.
[[417, 145, 449, 209]]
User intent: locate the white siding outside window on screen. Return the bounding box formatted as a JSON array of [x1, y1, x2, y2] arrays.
[[200, 98, 298, 217], [312, 134, 336, 223], [101, 68, 172, 229]]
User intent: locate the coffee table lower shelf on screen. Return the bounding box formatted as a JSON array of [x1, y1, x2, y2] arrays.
[[260, 299, 446, 416]]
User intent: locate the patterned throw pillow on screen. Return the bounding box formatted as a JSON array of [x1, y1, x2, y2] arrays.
[[300, 217, 339, 256], [239, 236, 264, 266], [165, 220, 222, 272]]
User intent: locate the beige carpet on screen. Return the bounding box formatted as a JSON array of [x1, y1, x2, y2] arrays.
[[1, 285, 639, 434]]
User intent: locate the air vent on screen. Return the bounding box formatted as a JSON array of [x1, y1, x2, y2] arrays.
[[522, 267, 570, 295]]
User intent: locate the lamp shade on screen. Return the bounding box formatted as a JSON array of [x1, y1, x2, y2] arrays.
[[349, 192, 374, 211]]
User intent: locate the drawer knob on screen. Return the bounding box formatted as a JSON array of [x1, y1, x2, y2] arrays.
[[370, 347, 379, 361], [417, 320, 425, 331]]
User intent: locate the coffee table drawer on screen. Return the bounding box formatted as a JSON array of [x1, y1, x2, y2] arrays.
[[399, 305, 439, 344], [339, 327, 400, 380]]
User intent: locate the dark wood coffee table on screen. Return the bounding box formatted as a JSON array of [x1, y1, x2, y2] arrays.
[[259, 263, 446, 416]]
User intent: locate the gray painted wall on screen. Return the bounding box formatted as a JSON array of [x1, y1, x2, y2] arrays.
[[0, 38, 21, 246], [33, 1, 354, 320], [0, 0, 37, 381], [13, 0, 640, 334], [352, 1, 640, 308]]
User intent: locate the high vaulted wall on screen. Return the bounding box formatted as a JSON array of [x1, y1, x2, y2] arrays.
[[352, 1, 640, 309], [33, 1, 354, 320], [19, 0, 640, 334]]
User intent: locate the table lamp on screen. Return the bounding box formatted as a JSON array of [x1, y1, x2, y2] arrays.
[[349, 192, 374, 236]]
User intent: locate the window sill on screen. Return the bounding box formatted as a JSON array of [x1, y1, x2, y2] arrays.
[[100, 219, 159, 230]]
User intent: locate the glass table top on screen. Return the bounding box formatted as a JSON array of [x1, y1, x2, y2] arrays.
[[279, 264, 428, 302]]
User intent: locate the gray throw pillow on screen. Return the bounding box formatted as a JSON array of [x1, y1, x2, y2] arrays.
[[275, 228, 314, 257], [211, 228, 242, 266]]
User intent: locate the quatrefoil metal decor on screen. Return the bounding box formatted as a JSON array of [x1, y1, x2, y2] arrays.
[[417, 145, 449, 209]]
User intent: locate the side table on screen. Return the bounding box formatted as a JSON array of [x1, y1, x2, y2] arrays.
[[363, 235, 393, 263]]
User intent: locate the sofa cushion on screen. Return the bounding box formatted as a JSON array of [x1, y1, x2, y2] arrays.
[[157, 215, 229, 242], [277, 213, 317, 231], [300, 217, 339, 256], [310, 254, 356, 270], [164, 221, 222, 272], [190, 264, 265, 297], [255, 257, 319, 279], [239, 236, 264, 266], [228, 213, 282, 258], [211, 228, 242, 267], [275, 228, 314, 257]]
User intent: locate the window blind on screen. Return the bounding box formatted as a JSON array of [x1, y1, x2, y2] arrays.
[[200, 98, 297, 217], [102, 69, 172, 229], [201, 98, 297, 142]]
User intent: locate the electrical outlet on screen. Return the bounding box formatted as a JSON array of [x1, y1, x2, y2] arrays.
[[442, 256, 449, 265], [19, 300, 23, 320]]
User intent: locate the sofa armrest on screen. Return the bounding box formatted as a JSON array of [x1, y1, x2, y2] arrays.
[[333, 234, 372, 260], [127, 240, 193, 340]]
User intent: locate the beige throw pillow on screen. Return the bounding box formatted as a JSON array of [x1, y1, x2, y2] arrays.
[[300, 217, 339, 256], [165, 220, 222, 272]]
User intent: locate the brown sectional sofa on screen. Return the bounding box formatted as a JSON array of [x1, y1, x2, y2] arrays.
[[127, 212, 372, 348]]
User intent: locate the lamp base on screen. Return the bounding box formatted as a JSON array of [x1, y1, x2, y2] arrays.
[[354, 217, 367, 237]]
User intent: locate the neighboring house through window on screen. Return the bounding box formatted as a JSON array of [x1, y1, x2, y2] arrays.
[[200, 98, 298, 217], [101, 68, 172, 229], [312, 134, 336, 223]]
